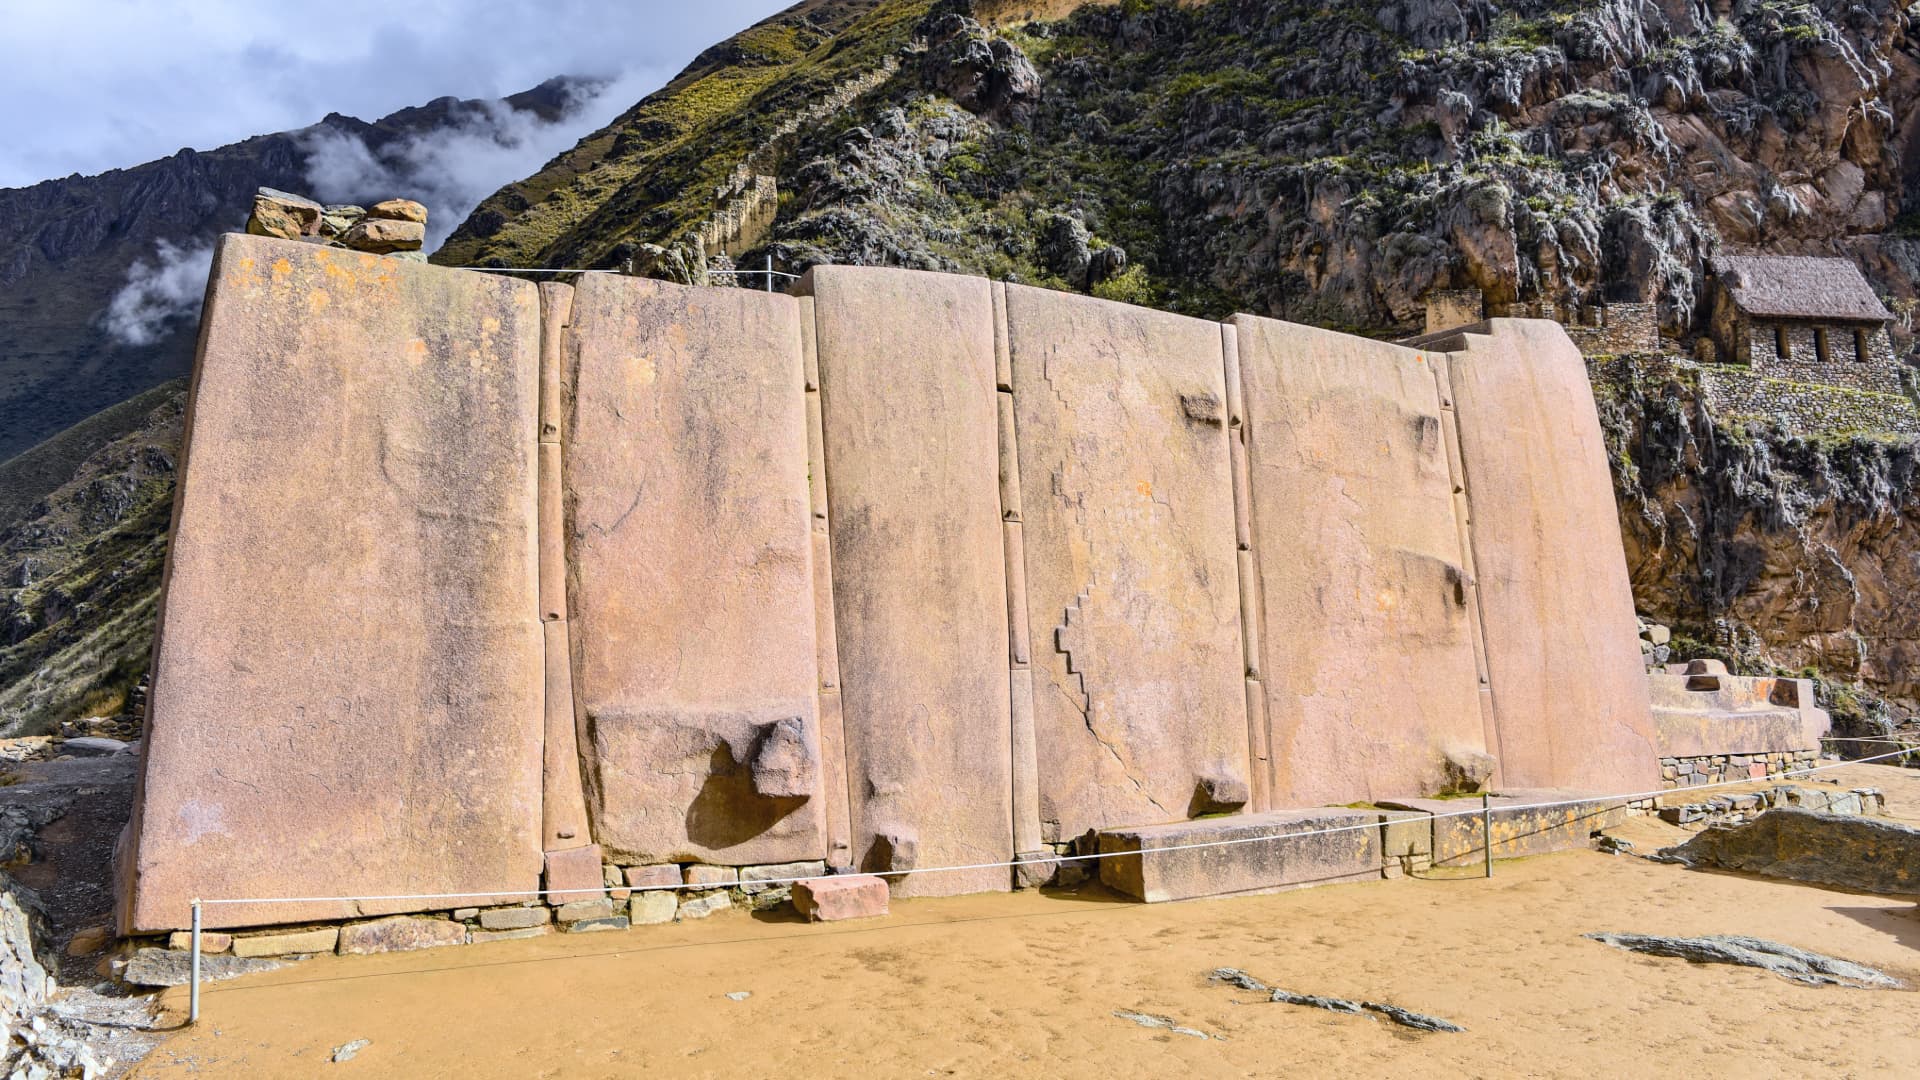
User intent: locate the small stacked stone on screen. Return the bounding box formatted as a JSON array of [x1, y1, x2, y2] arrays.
[[245, 188, 428, 261], [1658, 747, 1821, 789], [1636, 616, 1672, 670], [120, 854, 902, 986]]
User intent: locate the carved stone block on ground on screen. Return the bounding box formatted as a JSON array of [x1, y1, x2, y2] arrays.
[[792, 875, 889, 921], [1096, 810, 1383, 902]]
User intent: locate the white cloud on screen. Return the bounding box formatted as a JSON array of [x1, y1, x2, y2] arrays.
[[100, 239, 216, 346], [0, 2, 789, 189], [301, 70, 657, 252]]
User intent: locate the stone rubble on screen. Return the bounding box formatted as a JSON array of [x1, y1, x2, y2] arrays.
[[1209, 968, 1464, 1033], [1584, 933, 1899, 989], [1111, 1009, 1210, 1039], [244, 187, 428, 262]]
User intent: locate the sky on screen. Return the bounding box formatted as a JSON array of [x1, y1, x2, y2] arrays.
[[0, 0, 791, 189]]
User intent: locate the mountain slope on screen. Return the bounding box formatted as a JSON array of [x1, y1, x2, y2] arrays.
[[446, 0, 1920, 341], [0, 79, 578, 461]]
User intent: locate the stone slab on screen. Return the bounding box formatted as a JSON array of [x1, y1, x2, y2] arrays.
[[792, 874, 889, 921], [740, 861, 828, 893], [1379, 790, 1627, 867], [1231, 316, 1486, 806], [1436, 321, 1660, 791], [629, 892, 678, 925], [683, 865, 738, 887], [678, 891, 731, 919], [167, 931, 233, 954], [232, 926, 338, 958], [544, 846, 606, 904], [123, 949, 282, 987], [624, 865, 680, 889], [478, 906, 550, 931], [804, 266, 1012, 896], [1096, 810, 1383, 902], [337, 916, 466, 954], [564, 274, 825, 866], [563, 916, 630, 934], [1007, 285, 1247, 842], [120, 235, 545, 932]]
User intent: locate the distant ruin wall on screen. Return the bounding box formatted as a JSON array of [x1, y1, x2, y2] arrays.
[[119, 235, 1661, 931], [1590, 355, 1920, 435]]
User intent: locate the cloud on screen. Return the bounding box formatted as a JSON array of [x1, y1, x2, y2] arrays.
[[300, 71, 655, 253], [0, 2, 789, 189], [101, 240, 216, 347]]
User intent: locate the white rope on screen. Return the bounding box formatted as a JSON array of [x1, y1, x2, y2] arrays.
[[195, 746, 1915, 907]]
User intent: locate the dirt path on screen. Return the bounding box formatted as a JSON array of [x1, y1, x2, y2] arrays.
[[135, 765, 1920, 1078]]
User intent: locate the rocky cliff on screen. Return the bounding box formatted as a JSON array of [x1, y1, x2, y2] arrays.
[[0, 79, 578, 461], [1602, 363, 1920, 720], [440, 0, 1920, 718], [444, 0, 1919, 340]]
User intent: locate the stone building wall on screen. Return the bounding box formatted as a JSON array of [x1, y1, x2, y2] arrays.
[[1744, 320, 1903, 394], [1423, 288, 1659, 356]]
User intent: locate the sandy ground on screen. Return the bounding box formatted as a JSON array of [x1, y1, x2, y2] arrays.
[[134, 765, 1920, 1079]]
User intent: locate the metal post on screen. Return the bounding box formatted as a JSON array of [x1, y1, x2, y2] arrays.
[[766, 253, 774, 293], [189, 899, 202, 1024], [1481, 794, 1493, 879]]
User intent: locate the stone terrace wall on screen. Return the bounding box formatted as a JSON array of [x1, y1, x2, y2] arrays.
[[121, 237, 1662, 931], [1591, 355, 1920, 435]]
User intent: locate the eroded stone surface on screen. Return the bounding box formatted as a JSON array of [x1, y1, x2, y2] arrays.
[[122, 234, 544, 932], [565, 274, 825, 867], [1007, 285, 1246, 841], [1233, 316, 1486, 806], [804, 266, 1011, 896]]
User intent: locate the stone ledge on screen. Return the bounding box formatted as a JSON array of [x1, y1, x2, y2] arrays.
[[1096, 810, 1382, 903]]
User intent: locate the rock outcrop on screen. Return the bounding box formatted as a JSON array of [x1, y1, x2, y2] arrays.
[[1661, 806, 1920, 894]]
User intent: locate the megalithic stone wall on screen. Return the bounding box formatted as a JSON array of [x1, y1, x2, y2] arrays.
[[120, 236, 1661, 932]]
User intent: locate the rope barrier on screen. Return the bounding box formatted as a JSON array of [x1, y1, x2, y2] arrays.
[[192, 745, 1916, 907]]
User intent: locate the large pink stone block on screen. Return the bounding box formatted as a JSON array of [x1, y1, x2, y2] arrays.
[[791, 875, 889, 921], [803, 266, 1012, 896], [564, 275, 826, 865], [1437, 320, 1660, 792], [1231, 316, 1486, 806], [1006, 285, 1247, 840], [120, 234, 545, 933]]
